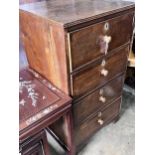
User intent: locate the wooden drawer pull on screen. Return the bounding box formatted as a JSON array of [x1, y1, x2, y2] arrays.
[[101, 68, 108, 76], [104, 35, 111, 43], [99, 96, 106, 103], [99, 89, 103, 95], [97, 119, 104, 125], [98, 35, 111, 54], [98, 112, 102, 117], [104, 35, 111, 55], [101, 59, 106, 67]]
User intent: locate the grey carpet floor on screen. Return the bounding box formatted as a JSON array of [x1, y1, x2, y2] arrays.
[[78, 85, 135, 155]]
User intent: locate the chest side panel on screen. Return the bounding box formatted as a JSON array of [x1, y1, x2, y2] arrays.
[[20, 10, 69, 94]]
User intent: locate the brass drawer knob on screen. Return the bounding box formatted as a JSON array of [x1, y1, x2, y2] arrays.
[[97, 119, 104, 125], [99, 96, 106, 103], [101, 68, 108, 76]]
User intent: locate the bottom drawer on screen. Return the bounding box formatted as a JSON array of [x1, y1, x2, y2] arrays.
[[22, 142, 44, 155], [74, 97, 121, 146], [20, 131, 47, 155]]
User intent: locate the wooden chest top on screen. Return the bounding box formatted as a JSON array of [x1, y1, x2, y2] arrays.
[[19, 0, 134, 27]]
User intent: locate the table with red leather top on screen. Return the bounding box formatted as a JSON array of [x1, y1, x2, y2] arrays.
[[19, 68, 74, 155]]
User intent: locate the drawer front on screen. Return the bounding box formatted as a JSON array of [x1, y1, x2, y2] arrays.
[[22, 142, 44, 155], [75, 98, 121, 146], [73, 75, 123, 125], [71, 46, 128, 98], [70, 13, 134, 69]]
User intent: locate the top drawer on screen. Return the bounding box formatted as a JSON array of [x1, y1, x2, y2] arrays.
[[70, 13, 134, 70]]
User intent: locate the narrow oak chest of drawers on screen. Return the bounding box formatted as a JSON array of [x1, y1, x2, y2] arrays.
[[20, 0, 135, 151]]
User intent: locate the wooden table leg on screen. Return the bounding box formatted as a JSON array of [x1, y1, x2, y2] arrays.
[[41, 130, 50, 155], [63, 110, 75, 155]]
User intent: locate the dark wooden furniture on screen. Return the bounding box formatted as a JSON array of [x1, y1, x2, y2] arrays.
[[19, 68, 74, 155], [20, 0, 135, 152], [19, 130, 48, 155]]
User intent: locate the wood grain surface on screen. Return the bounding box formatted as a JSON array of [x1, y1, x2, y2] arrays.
[[20, 0, 134, 28], [73, 75, 123, 125], [19, 0, 135, 151], [70, 13, 134, 69], [74, 97, 121, 146], [71, 46, 129, 98], [20, 11, 69, 94], [19, 68, 72, 140]]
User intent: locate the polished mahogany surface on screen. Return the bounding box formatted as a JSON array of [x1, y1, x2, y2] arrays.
[[19, 68, 74, 155], [20, 69, 59, 123], [70, 13, 134, 69], [19, 68, 71, 135], [20, 0, 134, 27], [19, 0, 134, 151], [75, 97, 121, 146], [71, 46, 129, 98], [73, 75, 123, 125], [20, 130, 49, 155], [20, 10, 69, 94]]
